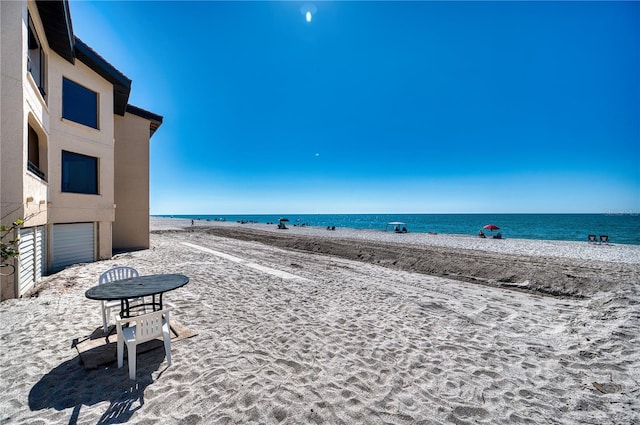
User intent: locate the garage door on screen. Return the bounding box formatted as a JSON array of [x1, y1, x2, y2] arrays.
[[18, 226, 46, 296], [51, 223, 95, 272], [36, 226, 46, 277]]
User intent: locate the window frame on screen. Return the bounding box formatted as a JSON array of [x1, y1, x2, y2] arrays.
[[61, 150, 99, 195], [62, 78, 99, 129]]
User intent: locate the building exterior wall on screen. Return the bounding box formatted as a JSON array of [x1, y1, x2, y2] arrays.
[[46, 55, 116, 261], [1, 0, 28, 299], [1, 1, 160, 300], [1, 0, 27, 224], [22, 2, 50, 229], [2, 1, 53, 300], [113, 113, 151, 250]]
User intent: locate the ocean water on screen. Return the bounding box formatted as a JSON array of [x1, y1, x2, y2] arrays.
[[155, 213, 640, 246]]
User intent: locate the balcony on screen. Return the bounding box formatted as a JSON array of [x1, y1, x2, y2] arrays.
[[27, 160, 46, 181], [28, 14, 47, 102]]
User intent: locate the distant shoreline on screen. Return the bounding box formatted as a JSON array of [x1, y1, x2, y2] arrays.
[[152, 212, 640, 246], [151, 216, 640, 299], [150, 216, 640, 264]]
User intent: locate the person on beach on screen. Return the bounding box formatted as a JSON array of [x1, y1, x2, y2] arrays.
[[478, 230, 486, 238]]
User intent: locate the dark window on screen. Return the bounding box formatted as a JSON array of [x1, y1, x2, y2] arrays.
[[28, 126, 40, 168], [62, 78, 98, 129], [28, 14, 46, 99], [61, 151, 98, 194], [28, 125, 46, 180]]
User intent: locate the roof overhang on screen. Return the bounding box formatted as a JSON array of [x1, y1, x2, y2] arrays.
[[36, 0, 74, 64], [126, 105, 164, 137]]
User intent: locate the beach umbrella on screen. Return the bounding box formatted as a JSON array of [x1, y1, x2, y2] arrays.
[[278, 218, 290, 222], [483, 224, 500, 231]]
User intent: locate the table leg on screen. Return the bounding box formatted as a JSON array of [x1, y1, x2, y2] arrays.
[[148, 293, 161, 311], [120, 298, 131, 318]]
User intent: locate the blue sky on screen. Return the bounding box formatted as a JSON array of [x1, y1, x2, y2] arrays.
[[69, 1, 639, 214]]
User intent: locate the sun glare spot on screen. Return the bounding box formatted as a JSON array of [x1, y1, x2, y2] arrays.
[[301, 4, 317, 23]]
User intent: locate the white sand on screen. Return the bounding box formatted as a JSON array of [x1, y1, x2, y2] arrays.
[[1, 217, 638, 424]]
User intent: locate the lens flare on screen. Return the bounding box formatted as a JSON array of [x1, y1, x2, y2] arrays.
[[301, 4, 317, 23]]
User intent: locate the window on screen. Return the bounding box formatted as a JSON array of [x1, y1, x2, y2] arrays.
[[28, 125, 46, 180], [62, 78, 98, 129], [61, 151, 98, 194], [28, 14, 46, 99]]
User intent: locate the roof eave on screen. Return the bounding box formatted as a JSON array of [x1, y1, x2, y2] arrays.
[[36, 0, 74, 64], [126, 104, 164, 137]]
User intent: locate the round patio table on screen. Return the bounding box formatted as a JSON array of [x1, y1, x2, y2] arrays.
[[85, 273, 189, 317]]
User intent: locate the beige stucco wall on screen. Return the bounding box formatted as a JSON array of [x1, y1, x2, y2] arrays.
[[1, 1, 51, 299], [1, 0, 27, 224], [46, 42, 115, 260], [1, 0, 28, 300], [2, 1, 121, 299], [20, 3, 50, 230], [0, 2, 24, 299], [113, 113, 151, 250]]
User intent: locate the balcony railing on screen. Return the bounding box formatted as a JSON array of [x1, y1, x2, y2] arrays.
[[27, 160, 46, 181]]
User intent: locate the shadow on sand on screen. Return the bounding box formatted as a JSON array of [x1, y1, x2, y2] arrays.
[[28, 346, 169, 424]]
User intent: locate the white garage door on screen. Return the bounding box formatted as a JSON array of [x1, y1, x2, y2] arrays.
[[51, 223, 95, 272], [36, 226, 46, 277], [18, 226, 46, 296]]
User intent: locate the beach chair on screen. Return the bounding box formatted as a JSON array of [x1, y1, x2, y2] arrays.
[[116, 308, 172, 380], [600, 235, 609, 244], [99, 266, 143, 334], [587, 234, 597, 243]]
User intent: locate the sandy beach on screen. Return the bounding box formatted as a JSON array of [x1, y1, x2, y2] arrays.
[[1, 217, 639, 424]]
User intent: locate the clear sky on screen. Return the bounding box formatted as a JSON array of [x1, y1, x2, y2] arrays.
[[69, 1, 639, 214]]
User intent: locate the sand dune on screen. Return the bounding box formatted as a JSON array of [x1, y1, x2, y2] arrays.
[[1, 218, 638, 423]]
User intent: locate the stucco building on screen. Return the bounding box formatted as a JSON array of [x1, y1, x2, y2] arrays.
[[1, 0, 162, 300]]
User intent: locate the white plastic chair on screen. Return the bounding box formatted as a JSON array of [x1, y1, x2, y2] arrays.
[[99, 266, 142, 334], [116, 308, 172, 380]]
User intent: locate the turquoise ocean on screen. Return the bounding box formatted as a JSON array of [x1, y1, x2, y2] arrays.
[[155, 213, 640, 246]]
